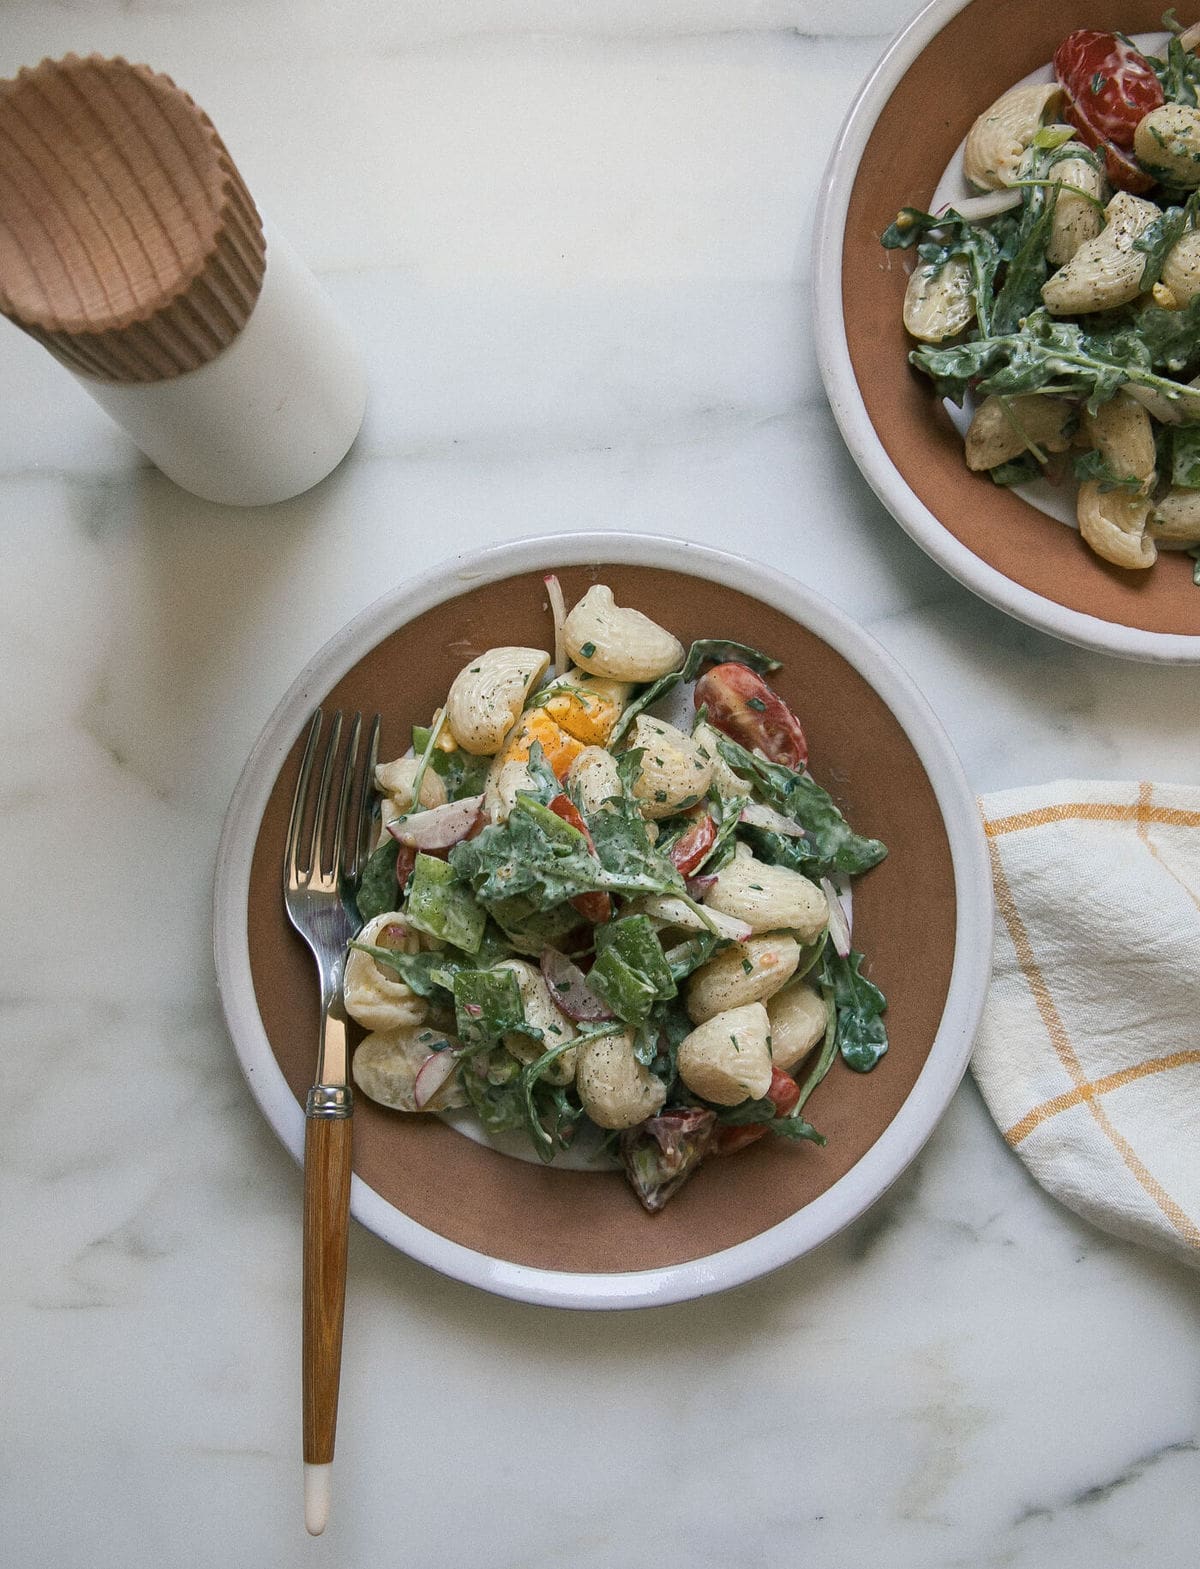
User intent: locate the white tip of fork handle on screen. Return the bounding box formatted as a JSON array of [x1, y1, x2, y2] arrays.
[[305, 1463, 332, 1535]]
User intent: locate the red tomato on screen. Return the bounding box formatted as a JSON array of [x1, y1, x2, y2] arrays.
[[694, 662, 808, 769], [668, 811, 717, 876], [548, 793, 594, 847], [1054, 30, 1163, 192], [571, 889, 613, 925], [711, 1123, 767, 1156], [549, 793, 613, 925], [767, 1064, 801, 1117], [711, 1067, 802, 1155]]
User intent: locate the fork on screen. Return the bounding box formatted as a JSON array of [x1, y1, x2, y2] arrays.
[[284, 707, 380, 1536]]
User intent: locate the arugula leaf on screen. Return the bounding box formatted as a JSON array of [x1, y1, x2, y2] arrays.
[[520, 1035, 605, 1161], [680, 638, 782, 681], [533, 1078, 587, 1158], [351, 923, 513, 995], [412, 726, 492, 801], [585, 790, 689, 901], [1134, 192, 1200, 290], [694, 790, 751, 874], [519, 740, 561, 804], [990, 454, 1042, 487], [452, 786, 689, 920], [458, 1050, 526, 1133], [911, 306, 1200, 415], [349, 942, 457, 998], [713, 1095, 826, 1144], [795, 986, 839, 1116], [453, 967, 534, 1048], [449, 796, 602, 911], [596, 914, 676, 994], [990, 179, 1060, 337], [1148, 28, 1200, 107], [739, 820, 817, 873], [820, 949, 888, 1073], [714, 736, 887, 878], [614, 747, 646, 796], [1109, 295, 1200, 377], [764, 1115, 827, 1144], [355, 838, 402, 922], [485, 894, 590, 955], [1171, 424, 1200, 488], [405, 853, 487, 953], [648, 995, 695, 1083], [1072, 450, 1143, 493], [608, 671, 684, 746]]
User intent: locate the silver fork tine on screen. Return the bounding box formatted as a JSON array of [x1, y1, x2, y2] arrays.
[[286, 710, 324, 883], [331, 712, 362, 881], [309, 711, 343, 878], [351, 714, 381, 879]]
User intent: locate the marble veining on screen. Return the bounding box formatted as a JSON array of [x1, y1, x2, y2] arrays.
[[1, 2, 1197, 1566]]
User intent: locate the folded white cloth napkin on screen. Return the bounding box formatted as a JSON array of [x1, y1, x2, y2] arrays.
[[971, 780, 1200, 1271]]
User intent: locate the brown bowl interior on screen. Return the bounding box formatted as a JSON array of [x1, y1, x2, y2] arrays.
[[844, 0, 1200, 637], [246, 563, 957, 1275]]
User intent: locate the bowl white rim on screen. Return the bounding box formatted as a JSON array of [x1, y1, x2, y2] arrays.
[[212, 531, 994, 1309], [812, 0, 1200, 667]]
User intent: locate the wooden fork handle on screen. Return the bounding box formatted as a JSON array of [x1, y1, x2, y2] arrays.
[[303, 1099, 352, 1472]]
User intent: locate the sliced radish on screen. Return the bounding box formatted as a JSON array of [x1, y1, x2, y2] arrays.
[[739, 800, 808, 838], [388, 795, 484, 850], [413, 1049, 460, 1110], [540, 947, 613, 1021], [639, 895, 752, 943], [685, 873, 717, 899], [820, 876, 852, 958]]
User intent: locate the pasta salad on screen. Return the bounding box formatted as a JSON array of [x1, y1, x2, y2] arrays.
[[343, 576, 889, 1213], [883, 18, 1200, 579]]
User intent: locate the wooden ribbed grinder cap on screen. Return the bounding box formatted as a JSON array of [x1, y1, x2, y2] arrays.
[[0, 54, 266, 383]]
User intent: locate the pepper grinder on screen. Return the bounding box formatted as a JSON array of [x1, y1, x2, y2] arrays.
[[0, 55, 367, 506]]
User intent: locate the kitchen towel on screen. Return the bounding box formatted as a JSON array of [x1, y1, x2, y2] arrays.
[[972, 779, 1200, 1270]]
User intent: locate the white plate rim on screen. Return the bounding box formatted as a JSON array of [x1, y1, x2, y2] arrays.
[[811, 0, 1200, 667], [212, 530, 994, 1309]]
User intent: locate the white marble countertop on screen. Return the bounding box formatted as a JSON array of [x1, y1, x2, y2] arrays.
[[2, 2, 1197, 1565]]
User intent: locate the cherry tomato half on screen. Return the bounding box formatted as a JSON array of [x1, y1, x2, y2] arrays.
[[767, 1064, 801, 1118], [695, 662, 808, 769], [549, 793, 613, 925], [1054, 30, 1163, 193], [668, 811, 717, 876], [711, 1066, 802, 1155]]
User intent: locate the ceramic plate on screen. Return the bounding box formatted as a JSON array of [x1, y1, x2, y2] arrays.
[[213, 533, 992, 1308], [813, 0, 1200, 663]]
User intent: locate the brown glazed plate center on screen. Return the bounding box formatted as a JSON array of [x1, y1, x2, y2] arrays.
[[829, 0, 1200, 650], [237, 553, 960, 1282]]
